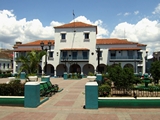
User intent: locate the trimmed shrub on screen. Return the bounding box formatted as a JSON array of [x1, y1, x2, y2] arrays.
[[98, 84, 111, 97], [0, 80, 25, 96]]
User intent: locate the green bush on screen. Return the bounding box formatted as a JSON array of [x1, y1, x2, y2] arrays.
[[88, 72, 95, 76], [133, 76, 142, 85], [0, 80, 25, 96], [0, 74, 4, 78], [71, 73, 75, 79], [67, 74, 71, 78], [67, 73, 82, 79], [0, 73, 12, 78], [98, 84, 111, 97]]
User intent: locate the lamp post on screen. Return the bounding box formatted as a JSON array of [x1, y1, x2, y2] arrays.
[[96, 47, 100, 73], [40, 41, 52, 75], [145, 51, 148, 73], [63, 56, 68, 72]]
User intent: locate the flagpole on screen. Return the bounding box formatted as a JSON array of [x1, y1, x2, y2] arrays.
[[73, 10, 76, 32]]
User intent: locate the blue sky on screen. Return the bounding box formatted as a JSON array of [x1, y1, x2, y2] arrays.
[[1, 0, 159, 29], [0, 0, 160, 57]]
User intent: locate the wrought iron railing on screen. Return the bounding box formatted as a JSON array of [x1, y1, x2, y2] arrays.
[[111, 87, 160, 97], [60, 56, 89, 61], [110, 56, 142, 60]]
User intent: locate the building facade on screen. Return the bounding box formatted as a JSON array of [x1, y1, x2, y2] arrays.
[[13, 22, 147, 77], [0, 49, 13, 73], [153, 51, 160, 61]]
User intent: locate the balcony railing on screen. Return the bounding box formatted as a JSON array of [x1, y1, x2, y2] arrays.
[[60, 56, 89, 61], [110, 56, 142, 62], [110, 56, 142, 59]]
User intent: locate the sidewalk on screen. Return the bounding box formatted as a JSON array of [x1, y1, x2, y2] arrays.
[[0, 78, 160, 120]]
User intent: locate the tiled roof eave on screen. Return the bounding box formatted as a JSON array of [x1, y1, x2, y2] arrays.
[[54, 26, 96, 28], [54, 22, 97, 28], [16, 40, 55, 46], [109, 47, 141, 51], [14, 48, 41, 52], [137, 44, 147, 46], [96, 43, 137, 45], [60, 48, 89, 51]]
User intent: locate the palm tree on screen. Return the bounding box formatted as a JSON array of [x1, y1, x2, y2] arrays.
[[17, 50, 46, 75]]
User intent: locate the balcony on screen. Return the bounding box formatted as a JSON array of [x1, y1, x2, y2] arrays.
[[110, 56, 142, 62], [60, 56, 89, 62]]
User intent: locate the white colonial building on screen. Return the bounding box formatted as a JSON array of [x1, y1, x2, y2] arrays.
[[13, 22, 147, 77]]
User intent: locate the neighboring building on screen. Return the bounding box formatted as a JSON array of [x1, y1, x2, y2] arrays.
[[13, 22, 148, 77], [0, 49, 13, 73], [153, 51, 160, 61], [146, 58, 153, 74]]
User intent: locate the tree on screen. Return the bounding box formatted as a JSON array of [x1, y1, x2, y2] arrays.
[[17, 50, 46, 75], [150, 61, 160, 84], [107, 64, 135, 90]]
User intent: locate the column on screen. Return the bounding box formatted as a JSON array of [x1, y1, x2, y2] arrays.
[[85, 82, 98, 109], [24, 82, 40, 108]]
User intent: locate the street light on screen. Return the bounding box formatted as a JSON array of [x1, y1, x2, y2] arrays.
[[40, 41, 52, 75], [63, 56, 68, 72], [145, 51, 148, 73], [96, 47, 100, 73]]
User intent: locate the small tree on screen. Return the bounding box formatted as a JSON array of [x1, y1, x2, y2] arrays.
[[150, 61, 160, 84], [107, 64, 124, 89], [107, 64, 135, 90], [17, 50, 46, 75]]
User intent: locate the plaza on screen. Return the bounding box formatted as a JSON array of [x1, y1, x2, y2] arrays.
[[0, 77, 160, 120]]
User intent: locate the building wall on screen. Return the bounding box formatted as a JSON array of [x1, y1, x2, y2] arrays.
[[0, 59, 12, 73], [54, 27, 97, 71], [13, 25, 147, 75]]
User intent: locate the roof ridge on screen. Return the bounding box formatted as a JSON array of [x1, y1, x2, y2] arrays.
[[54, 21, 96, 28]]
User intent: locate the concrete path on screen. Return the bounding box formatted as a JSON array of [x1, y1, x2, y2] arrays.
[[0, 78, 160, 120]]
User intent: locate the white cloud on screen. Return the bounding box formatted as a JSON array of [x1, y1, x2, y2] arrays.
[[110, 18, 160, 57], [0, 10, 62, 49], [0, 11, 109, 49], [124, 12, 130, 16], [71, 16, 109, 38], [152, 3, 160, 14], [50, 21, 63, 27], [24, 19, 54, 41], [134, 11, 139, 15]]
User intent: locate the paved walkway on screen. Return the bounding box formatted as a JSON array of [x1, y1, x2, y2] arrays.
[[0, 78, 160, 120]]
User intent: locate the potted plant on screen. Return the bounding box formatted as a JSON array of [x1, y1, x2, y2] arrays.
[[28, 73, 38, 82], [87, 72, 96, 82]]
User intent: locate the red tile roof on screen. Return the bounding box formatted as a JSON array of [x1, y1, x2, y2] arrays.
[[96, 38, 138, 45], [18, 40, 55, 46], [137, 43, 147, 46], [54, 22, 96, 28], [109, 47, 141, 51], [0, 52, 13, 59], [54, 22, 98, 34], [14, 48, 41, 52], [61, 48, 89, 51]]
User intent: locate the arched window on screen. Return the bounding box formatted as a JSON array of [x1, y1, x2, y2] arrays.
[[124, 64, 133, 69]]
